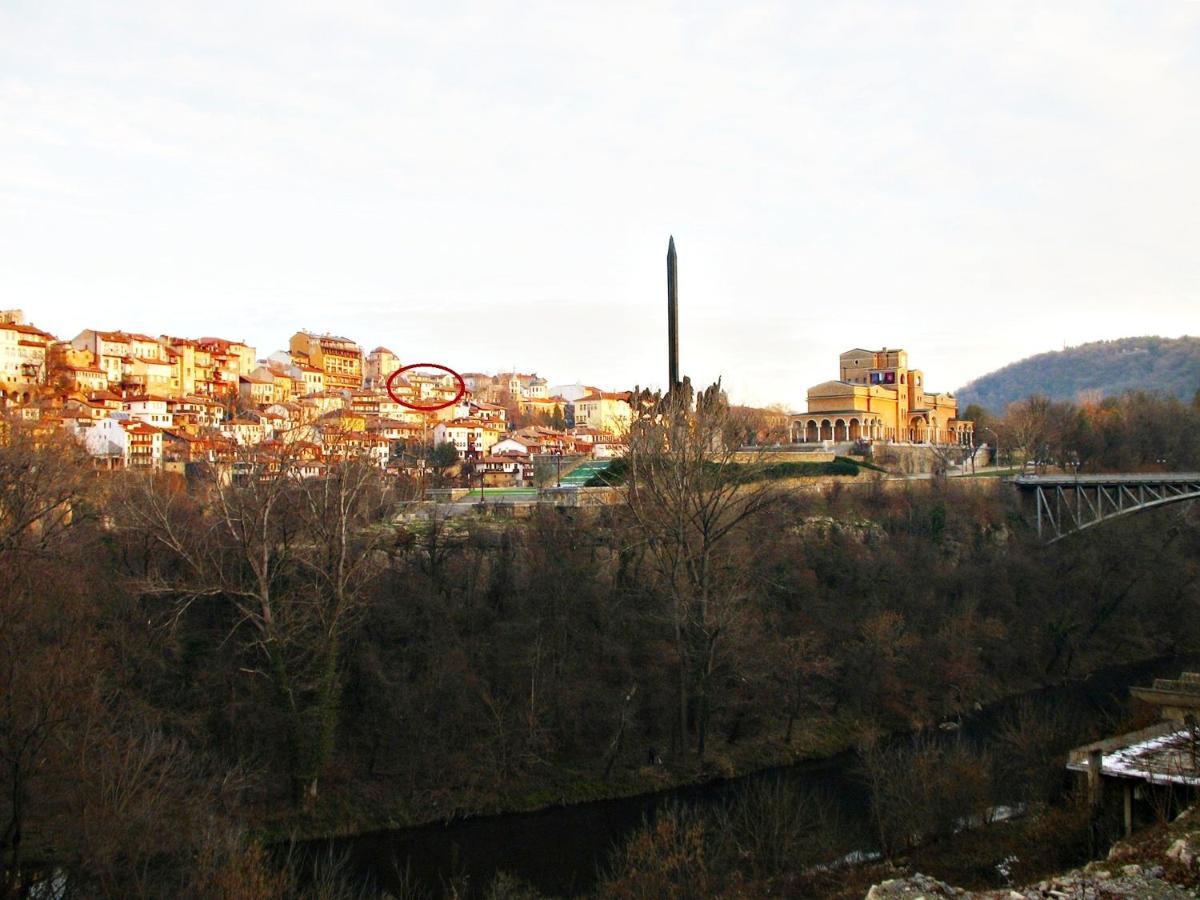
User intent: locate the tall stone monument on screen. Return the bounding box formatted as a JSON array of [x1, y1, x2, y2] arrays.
[[667, 236, 679, 391]]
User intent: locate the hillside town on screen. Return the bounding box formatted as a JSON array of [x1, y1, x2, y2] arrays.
[[0, 309, 633, 486], [0, 305, 987, 491]]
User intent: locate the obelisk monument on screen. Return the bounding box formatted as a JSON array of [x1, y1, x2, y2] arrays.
[[667, 236, 679, 391]]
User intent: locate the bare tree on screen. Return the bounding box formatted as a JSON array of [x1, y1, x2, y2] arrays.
[[1004, 395, 1053, 469], [0, 421, 100, 894], [119, 441, 396, 805], [623, 378, 780, 758], [0, 421, 88, 559], [288, 452, 396, 802]]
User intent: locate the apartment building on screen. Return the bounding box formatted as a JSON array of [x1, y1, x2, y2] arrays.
[[571, 391, 632, 436], [289, 331, 364, 391]]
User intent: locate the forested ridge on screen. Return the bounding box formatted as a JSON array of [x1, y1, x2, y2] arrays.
[[957, 336, 1200, 414], [3, 388, 1200, 896]]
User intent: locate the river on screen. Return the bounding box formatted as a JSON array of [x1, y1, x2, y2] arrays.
[[310, 654, 1198, 897]]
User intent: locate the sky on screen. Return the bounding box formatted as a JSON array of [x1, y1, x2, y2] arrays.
[[2, 2, 1198, 409]]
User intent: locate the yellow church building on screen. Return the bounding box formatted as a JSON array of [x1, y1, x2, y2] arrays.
[[791, 348, 973, 445]]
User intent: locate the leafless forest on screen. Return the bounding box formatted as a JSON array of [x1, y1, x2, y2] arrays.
[[2, 388, 1200, 897]]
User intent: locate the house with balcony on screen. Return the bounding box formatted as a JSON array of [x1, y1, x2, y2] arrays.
[[84, 415, 163, 470], [472, 454, 533, 487], [0, 318, 54, 396]]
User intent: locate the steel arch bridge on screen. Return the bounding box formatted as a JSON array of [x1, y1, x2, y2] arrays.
[[1010, 473, 1200, 542]]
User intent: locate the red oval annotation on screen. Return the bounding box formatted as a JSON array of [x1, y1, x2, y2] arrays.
[[385, 363, 467, 412]]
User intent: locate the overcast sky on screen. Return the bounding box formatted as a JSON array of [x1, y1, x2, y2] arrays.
[[2, 2, 1198, 409]]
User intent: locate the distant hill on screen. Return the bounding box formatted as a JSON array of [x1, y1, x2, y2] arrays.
[[956, 336, 1200, 414]]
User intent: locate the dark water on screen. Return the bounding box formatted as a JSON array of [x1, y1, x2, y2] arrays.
[[312, 654, 1198, 897]]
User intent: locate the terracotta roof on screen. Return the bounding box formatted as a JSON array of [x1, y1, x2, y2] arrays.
[[6, 323, 54, 339], [162, 429, 202, 442], [122, 422, 162, 435], [513, 426, 567, 438], [91, 331, 131, 343], [91, 330, 159, 344]]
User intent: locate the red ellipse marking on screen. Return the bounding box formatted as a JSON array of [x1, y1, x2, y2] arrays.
[[386, 363, 467, 412]]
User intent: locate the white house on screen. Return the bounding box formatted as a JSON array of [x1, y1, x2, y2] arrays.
[[433, 418, 505, 459], [492, 436, 538, 456], [124, 396, 173, 428], [84, 415, 163, 469], [225, 417, 267, 446]]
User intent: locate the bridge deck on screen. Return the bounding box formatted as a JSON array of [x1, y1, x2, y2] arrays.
[[1010, 473, 1200, 487]]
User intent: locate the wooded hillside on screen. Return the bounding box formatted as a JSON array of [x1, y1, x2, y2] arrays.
[[957, 336, 1200, 414]]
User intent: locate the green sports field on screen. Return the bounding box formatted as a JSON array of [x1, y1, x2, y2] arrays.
[[457, 488, 540, 501]]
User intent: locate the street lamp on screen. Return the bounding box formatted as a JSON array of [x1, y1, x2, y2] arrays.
[[982, 426, 1002, 471], [555, 449, 563, 488]]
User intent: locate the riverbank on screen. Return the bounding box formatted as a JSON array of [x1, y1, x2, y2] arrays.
[[255, 708, 864, 842]]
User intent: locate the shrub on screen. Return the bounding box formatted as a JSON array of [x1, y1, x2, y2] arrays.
[[599, 804, 712, 900]]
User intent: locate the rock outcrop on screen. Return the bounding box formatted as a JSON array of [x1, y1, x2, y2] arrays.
[[865, 808, 1200, 899]]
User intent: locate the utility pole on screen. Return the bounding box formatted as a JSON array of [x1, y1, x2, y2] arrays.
[[419, 413, 431, 501]]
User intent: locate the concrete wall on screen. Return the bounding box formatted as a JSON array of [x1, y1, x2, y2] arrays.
[[731, 450, 837, 464]]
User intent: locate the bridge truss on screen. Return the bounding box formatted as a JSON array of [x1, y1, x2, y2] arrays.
[[1010, 473, 1200, 542]]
